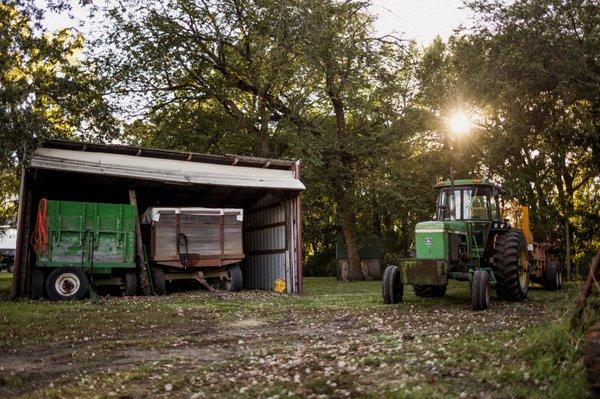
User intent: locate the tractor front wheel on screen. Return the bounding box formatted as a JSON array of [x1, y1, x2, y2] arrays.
[[471, 269, 491, 310], [382, 265, 403, 304], [413, 285, 447, 298], [492, 230, 529, 301]]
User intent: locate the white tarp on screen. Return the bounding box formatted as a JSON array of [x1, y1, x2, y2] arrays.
[[30, 148, 306, 191]]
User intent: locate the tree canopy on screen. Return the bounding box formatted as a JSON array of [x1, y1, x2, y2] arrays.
[[0, 0, 598, 276]]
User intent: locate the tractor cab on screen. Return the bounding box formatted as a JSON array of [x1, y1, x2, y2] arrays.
[[434, 179, 505, 255], [435, 179, 502, 222]]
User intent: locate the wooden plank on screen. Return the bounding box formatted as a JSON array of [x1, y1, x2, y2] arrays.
[[129, 190, 154, 295]]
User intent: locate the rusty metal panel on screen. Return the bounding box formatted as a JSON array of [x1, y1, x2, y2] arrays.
[[399, 259, 447, 286]]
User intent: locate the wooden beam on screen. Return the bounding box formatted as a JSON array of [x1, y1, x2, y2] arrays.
[[129, 189, 154, 295]]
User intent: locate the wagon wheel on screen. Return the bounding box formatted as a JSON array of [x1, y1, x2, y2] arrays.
[[123, 271, 138, 296], [224, 264, 243, 292], [45, 267, 89, 301], [151, 266, 166, 295]]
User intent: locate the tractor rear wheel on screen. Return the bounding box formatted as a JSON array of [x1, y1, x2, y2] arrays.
[[544, 261, 562, 291], [471, 269, 490, 311], [492, 230, 529, 301], [382, 265, 403, 304], [413, 285, 447, 298]]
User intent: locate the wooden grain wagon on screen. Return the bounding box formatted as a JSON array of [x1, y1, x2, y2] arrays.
[[141, 207, 245, 291]]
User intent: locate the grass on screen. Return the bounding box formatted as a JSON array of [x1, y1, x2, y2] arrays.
[[0, 272, 593, 398]]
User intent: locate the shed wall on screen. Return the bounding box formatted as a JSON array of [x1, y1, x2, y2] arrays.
[[244, 195, 287, 291]]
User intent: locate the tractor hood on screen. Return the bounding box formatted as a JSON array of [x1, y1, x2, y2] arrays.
[[414, 221, 468, 260], [415, 221, 468, 234]]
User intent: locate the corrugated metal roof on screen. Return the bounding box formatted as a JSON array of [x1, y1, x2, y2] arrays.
[[30, 147, 305, 191], [41, 139, 298, 170]]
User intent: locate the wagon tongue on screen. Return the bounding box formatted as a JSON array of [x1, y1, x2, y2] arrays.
[[194, 272, 226, 300]]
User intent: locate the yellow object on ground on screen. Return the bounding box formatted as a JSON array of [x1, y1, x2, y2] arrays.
[[274, 279, 286, 293]]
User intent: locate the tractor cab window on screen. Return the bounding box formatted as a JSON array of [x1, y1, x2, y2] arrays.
[[463, 189, 490, 220], [437, 189, 462, 220]]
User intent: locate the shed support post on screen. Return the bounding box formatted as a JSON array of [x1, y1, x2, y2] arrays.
[[11, 168, 30, 299], [129, 190, 154, 295]]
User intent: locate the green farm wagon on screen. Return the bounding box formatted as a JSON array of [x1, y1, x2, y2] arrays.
[[31, 200, 137, 300]]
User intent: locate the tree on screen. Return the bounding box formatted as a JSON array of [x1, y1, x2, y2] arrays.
[[0, 1, 116, 225], [99, 0, 417, 280], [453, 0, 600, 276]]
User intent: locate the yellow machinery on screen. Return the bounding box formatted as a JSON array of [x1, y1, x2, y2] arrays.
[[505, 205, 562, 290]]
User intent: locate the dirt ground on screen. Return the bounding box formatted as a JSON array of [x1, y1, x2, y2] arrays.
[[0, 274, 587, 398]]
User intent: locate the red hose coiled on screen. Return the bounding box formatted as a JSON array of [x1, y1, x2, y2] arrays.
[[31, 198, 48, 255]]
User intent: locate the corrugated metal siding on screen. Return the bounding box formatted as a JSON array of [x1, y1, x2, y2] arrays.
[[243, 195, 290, 291]]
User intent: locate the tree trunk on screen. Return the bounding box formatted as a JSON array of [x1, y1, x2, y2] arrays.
[[257, 94, 270, 157], [324, 67, 363, 281], [337, 191, 363, 281], [565, 220, 572, 279]]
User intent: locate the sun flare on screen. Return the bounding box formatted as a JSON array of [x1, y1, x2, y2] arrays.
[[448, 110, 472, 135]]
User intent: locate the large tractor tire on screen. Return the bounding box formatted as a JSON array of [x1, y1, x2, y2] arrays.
[[471, 269, 491, 311], [382, 265, 403, 304], [413, 284, 447, 298], [492, 230, 529, 301], [544, 261, 562, 291]]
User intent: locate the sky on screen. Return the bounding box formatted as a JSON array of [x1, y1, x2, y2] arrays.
[[41, 0, 473, 47], [371, 0, 473, 45]]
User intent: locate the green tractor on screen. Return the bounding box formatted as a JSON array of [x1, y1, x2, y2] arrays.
[[382, 178, 529, 310]]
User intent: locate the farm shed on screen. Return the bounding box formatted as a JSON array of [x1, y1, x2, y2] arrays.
[[11, 140, 305, 298]]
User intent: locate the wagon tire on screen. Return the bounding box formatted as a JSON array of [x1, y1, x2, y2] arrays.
[[382, 265, 403, 304], [492, 230, 529, 301], [225, 264, 243, 292], [471, 269, 491, 311], [46, 267, 89, 301], [544, 261, 562, 291], [413, 284, 446, 298], [7, 262, 14, 273], [151, 266, 166, 295], [124, 271, 138, 296], [30, 269, 45, 300]]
